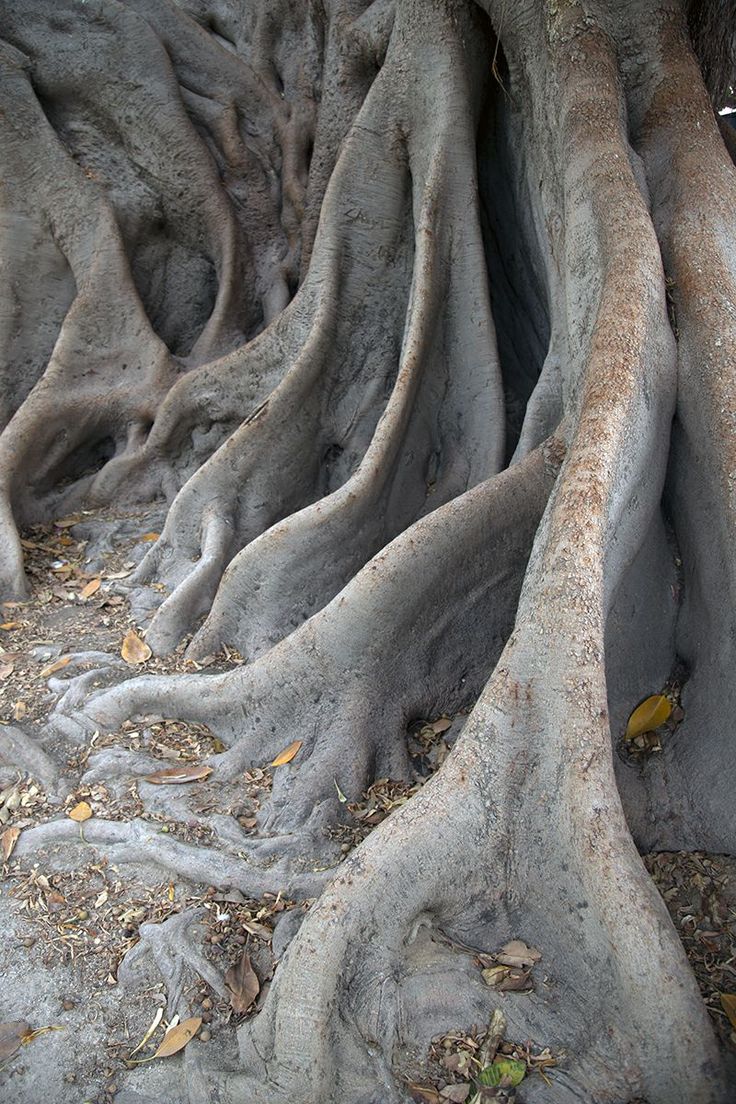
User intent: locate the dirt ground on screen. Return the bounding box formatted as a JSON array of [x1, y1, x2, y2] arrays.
[[0, 510, 734, 1103]]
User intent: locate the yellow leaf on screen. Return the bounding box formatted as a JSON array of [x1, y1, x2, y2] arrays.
[[80, 578, 101, 599], [152, 1016, 201, 1058], [0, 622, 21, 630], [1, 826, 20, 860], [720, 993, 736, 1030], [625, 694, 672, 741], [68, 801, 92, 823], [140, 532, 160, 542], [21, 1025, 64, 1045], [482, 965, 511, 987], [121, 630, 152, 665], [13, 701, 27, 721], [40, 655, 71, 679], [270, 740, 303, 767], [128, 1006, 164, 1058]]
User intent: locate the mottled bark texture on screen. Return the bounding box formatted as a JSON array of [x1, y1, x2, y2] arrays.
[[2, 0, 736, 1100]]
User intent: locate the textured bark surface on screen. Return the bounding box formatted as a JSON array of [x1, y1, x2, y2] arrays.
[[0, 1, 735, 1102]]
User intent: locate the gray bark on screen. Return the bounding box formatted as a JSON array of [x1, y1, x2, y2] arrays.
[[0, 0, 734, 1101]]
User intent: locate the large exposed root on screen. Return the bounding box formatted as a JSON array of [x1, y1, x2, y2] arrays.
[[131, 0, 506, 655], [0, 0, 380, 594], [228, 670, 723, 1104], [612, 5, 736, 857], [208, 9, 727, 1093], [12, 816, 327, 899], [65, 440, 559, 853], [198, 4, 727, 1100]]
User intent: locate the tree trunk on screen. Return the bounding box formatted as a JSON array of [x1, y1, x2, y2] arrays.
[[1, 0, 734, 1101]]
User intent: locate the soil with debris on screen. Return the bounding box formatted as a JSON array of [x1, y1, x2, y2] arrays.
[[643, 851, 736, 1053], [0, 510, 297, 1104], [0, 510, 734, 1101]]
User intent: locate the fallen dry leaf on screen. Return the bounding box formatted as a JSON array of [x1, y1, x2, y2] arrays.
[[0, 622, 21, 630], [68, 801, 93, 822], [429, 717, 453, 734], [1, 826, 21, 860], [720, 993, 736, 1030], [440, 1085, 470, 1103], [40, 655, 71, 679], [13, 701, 27, 721], [79, 578, 101, 599], [408, 1085, 441, 1104], [442, 1051, 472, 1076], [140, 532, 160, 542], [152, 1016, 201, 1058], [224, 951, 260, 1014], [0, 1021, 31, 1062], [54, 515, 82, 528], [270, 739, 302, 766], [143, 765, 213, 785], [0, 662, 13, 679], [20, 1025, 64, 1045], [241, 919, 272, 941], [625, 694, 672, 741], [482, 964, 510, 986], [481, 962, 532, 990], [334, 779, 348, 803], [495, 939, 542, 969], [121, 629, 152, 665]]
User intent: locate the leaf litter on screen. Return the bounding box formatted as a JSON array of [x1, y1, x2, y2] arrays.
[[409, 1008, 560, 1103], [331, 713, 463, 854], [644, 850, 736, 1051], [479, 939, 542, 992], [0, 507, 279, 1093]]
